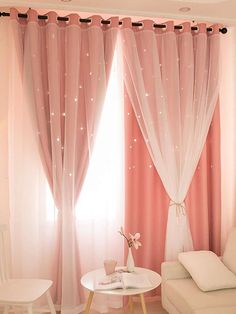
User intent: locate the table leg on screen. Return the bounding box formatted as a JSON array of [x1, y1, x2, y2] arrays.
[[84, 291, 94, 314], [128, 295, 134, 314], [139, 294, 147, 314]]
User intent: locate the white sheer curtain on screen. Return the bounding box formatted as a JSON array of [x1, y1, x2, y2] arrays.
[[8, 14, 58, 289], [10, 8, 120, 313], [120, 20, 220, 260], [6, 14, 124, 312]]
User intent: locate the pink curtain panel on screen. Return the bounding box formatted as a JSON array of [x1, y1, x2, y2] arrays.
[[121, 19, 220, 261], [125, 94, 221, 295], [10, 8, 118, 311]]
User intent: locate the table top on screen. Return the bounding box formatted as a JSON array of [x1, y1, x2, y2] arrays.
[[80, 267, 162, 296]]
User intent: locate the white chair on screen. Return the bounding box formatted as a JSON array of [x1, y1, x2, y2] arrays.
[[0, 224, 56, 314]]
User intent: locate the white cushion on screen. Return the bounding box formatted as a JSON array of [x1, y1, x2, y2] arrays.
[[223, 228, 236, 275], [178, 251, 236, 291]]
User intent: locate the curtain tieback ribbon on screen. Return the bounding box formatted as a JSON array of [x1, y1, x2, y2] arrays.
[[170, 200, 186, 216]]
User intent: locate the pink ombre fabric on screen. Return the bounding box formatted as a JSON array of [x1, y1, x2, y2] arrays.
[[125, 92, 221, 295], [124, 89, 168, 297], [186, 102, 221, 255], [10, 8, 118, 313], [121, 20, 220, 260]]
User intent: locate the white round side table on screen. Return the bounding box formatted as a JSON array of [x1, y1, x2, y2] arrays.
[[81, 267, 162, 314]]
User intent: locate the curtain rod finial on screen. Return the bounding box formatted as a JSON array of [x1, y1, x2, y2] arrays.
[[220, 27, 227, 34], [0, 12, 10, 17]]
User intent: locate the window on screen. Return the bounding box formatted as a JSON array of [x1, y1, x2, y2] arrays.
[[76, 51, 124, 221]]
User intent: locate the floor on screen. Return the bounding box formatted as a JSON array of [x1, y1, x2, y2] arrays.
[[90, 299, 168, 314]]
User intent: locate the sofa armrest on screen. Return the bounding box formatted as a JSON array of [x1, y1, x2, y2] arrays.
[[161, 261, 191, 282]]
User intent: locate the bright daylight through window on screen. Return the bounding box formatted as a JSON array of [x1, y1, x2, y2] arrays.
[[76, 51, 124, 221]]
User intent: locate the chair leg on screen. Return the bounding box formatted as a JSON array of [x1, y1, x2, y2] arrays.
[[46, 290, 56, 314], [3, 305, 10, 314]]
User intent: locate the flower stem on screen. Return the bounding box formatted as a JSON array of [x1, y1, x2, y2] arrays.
[[118, 230, 132, 247]]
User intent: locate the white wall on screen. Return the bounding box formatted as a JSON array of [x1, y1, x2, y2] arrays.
[[220, 26, 236, 249]]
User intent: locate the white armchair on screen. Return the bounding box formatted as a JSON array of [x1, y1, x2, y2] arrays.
[[0, 224, 56, 314], [161, 228, 236, 314]]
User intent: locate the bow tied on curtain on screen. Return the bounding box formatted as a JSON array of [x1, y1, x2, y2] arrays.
[[121, 19, 220, 260], [169, 201, 186, 217], [10, 8, 118, 313]]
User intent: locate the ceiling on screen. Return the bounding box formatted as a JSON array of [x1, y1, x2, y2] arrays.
[[0, 0, 236, 26]]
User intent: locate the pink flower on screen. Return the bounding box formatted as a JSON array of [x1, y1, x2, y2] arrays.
[[118, 227, 142, 250], [129, 233, 142, 249]]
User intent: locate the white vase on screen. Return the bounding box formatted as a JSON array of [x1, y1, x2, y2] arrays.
[[126, 247, 135, 272]]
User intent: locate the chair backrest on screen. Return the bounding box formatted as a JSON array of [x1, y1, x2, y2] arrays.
[[0, 224, 9, 283]]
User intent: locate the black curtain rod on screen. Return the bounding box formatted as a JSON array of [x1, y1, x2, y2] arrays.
[[0, 11, 228, 34]]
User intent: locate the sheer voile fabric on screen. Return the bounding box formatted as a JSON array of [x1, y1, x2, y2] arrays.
[[124, 93, 221, 290], [10, 8, 118, 313], [120, 19, 220, 260]]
